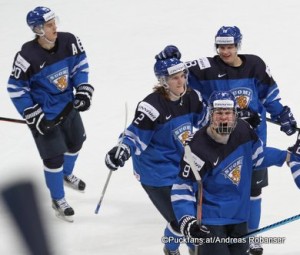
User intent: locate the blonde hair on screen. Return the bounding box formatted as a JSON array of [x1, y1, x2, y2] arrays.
[[152, 83, 190, 101]]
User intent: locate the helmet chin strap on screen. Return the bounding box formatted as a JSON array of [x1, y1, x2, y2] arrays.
[[40, 34, 56, 45], [163, 81, 187, 102], [34, 26, 56, 45]]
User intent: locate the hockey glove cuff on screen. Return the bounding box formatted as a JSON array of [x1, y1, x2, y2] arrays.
[[277, 106, 297, 136], [179, 216, 210, 245], [74, 84, 94, 111], [105, 144, 131, 171]]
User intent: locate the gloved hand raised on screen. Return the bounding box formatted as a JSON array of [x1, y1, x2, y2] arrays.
[[237, 108, 261, 129], [23, 104, 54, 135], [180, 216, 211, 245], [277, 106, 297, 136], [74, 84, 94, 111], [155, 45, 181, 60], [105, 144, 131, 171]]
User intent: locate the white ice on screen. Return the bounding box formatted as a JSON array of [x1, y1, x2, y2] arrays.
[[0, 0, 299, 254]]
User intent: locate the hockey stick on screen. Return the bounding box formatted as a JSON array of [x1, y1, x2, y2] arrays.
[[241, 213, 300, 239], [184, 145, 203, 255], [0, 103, 73, 126], [0, 116, 64, 127], [184, 145, 203, 222], [266, 117, 300, 132], [0, 116, 26, 124], [95, 102, 128, 214]]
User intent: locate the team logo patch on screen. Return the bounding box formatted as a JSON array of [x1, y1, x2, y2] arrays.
[[230, 88, 253, 109], [222, 157, 243, 185], [47, 67, 69, 91], [173, 123, 192, 145]]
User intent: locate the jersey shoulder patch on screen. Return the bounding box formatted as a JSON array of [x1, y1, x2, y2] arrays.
[[180, 144, 205, 180], [15, 53, 30, 72], [185, 57, 211, 70], [183, 149, 205, 171], [197, 57, 211, 70], [137, 101, 160, 121]]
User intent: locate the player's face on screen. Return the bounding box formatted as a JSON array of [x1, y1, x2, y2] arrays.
[[166, 71, 187, 96], [211, 108, 236, 134], [217, 44, 240, 66], [43, 19, 58, 42]]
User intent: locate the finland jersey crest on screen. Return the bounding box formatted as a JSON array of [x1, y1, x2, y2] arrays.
[[47, 67, 69, 91], [230, 88, 253, 109], [173, 123, 192, 145], [222, 156, 243, 185]]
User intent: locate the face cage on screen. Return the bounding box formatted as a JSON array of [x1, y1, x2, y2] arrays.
[[210, 109, 237, 135]]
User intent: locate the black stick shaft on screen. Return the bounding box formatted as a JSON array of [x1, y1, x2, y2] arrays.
[[0, 117, 26, 124]]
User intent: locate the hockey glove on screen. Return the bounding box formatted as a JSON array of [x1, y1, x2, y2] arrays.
[[287, 133, 300, 189], [23, 104, 54, 135], [74, 84, 94, 112], [180, 216, 211, 245], [155, 45, 182, 60], [287, 153, 300, 189], [237, 108, 261, 129], [277, 106, 297, 136], [105, 144, 131, 171]]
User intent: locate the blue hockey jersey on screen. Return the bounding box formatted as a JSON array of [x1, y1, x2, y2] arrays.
[[123, 88, 208, 187], [7, 32, 89, 120], [171, 119, 287, 225], [186, 54, 285, 144]]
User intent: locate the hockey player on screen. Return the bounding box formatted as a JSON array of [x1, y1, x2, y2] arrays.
[[105, 57, 208, 255], [171, 91, 300, 255], [7, 6, 94, 222], [155, 26, 297, 255]]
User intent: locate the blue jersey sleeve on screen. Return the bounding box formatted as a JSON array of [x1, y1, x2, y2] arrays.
[[122, 100, 159, 155], [7, 53, 35, 115], [171, 176, 197, 222], [69, 36, 89, 87], [253, 138, 287, 169], [255, 60, 284, 118], [288, 153, 300, 188]]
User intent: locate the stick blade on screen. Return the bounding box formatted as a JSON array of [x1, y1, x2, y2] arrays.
[[95, 204, 101, 214]]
